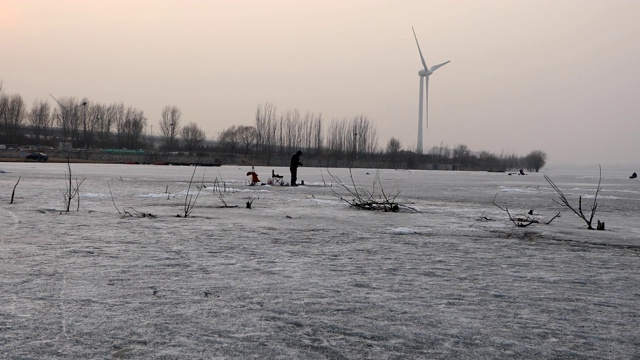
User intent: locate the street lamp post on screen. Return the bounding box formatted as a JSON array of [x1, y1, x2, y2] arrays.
[[169, 123, 175, 151], [353, 132, 358, 161]]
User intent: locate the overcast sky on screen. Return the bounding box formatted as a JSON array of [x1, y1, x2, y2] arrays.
[[2, 0, 639, 168]]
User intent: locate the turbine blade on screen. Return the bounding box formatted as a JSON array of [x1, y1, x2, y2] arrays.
[[430, 60, 451, 72], [49, 93, 63, 108], [412, 27, 429, 70]]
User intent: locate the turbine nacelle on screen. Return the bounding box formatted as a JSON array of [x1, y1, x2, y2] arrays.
[[418, 61, 451, 77]]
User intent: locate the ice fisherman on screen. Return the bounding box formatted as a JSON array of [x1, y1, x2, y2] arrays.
[[290, 150, 303, 186]]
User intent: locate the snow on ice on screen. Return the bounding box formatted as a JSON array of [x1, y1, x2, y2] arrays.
[[1, 163, 639, 358]]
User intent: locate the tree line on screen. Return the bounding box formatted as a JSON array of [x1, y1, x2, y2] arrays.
[[218, 102, 546, 171], [243, 103, 378, 165], [1, 84, 546, 171], [0, 85, 205, 152]]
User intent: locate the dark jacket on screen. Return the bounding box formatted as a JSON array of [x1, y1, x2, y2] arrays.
[[290, 151, 303, 169]]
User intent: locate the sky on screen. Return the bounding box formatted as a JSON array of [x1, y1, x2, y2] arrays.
[[1, 0, 639, 168]]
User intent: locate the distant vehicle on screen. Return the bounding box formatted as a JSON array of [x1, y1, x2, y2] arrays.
[[25, 152, 49, 161]]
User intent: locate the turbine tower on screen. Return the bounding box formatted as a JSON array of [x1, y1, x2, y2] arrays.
[[412, 27, 450, 154]]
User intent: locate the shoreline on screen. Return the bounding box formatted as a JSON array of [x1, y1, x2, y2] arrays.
[[0, 158, 222, 166], [0, 157, 116, 164]]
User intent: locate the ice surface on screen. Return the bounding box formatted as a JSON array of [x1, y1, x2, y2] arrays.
[[1, 163, 639, 358]]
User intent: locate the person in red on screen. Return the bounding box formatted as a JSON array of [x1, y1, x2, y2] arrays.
[[290, 150, 303, 186], [246, 171, 260, 185]]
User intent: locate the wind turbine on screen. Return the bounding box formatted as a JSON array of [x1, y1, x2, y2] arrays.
[[412, 26, 450, 154]]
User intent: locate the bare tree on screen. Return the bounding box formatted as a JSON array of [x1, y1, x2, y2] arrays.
[[387, 137, 402, 168], [28, 99, 52, 143], [300, 111, 315, 153], [0, 82, 9, 143], [181, 122, 206, 152], [254, 103, 277, 164], [351, 114, 378, 156], [78, 97, 95, 148], [313, 113, 324, 155], [500, 153, 522, 172], [237, 125, 256, 155], [324, 115, 379, 162], [159, 105, 181, 151], [525, 150, 547, 172], [117, 107, 146, 149], [94, 103, 112, 147], [327, 118, 348, 156], [478, 150, 500, 171], [111, 102, 127, 146], [50, 95, 87, 144], [219, 125, 240, 153], [453, 144, 471, 163], [387, 137, 401, 153], [0, 93, 26, 144], [283, 109, 302, 153]]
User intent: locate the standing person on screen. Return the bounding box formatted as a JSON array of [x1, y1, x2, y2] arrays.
[[290, 150, 303, 186]]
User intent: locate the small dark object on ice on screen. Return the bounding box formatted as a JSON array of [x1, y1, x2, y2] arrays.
[[630, 172, 637, 179]]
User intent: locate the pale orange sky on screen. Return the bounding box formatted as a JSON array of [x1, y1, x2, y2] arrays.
[[2, 0, 639, 167]]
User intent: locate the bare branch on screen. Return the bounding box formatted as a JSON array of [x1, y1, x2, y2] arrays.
[[545, 212, 561, 225], [10, 176, 20, 204], [545, 165, 603, 230], [493, 193, 559, 227], [327, 169, 417, 212], [180, 165, 204, 217], [492, 194, 537, 227], [107, 181, 121, 215], [63, 158, 86, 212]]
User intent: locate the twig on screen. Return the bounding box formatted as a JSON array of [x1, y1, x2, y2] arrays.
[[10, 176, 20, 204], [180, 165, 204, 217], [211, 173, 238, 208], [107, 181, 121, 215], [493, 194, 560, 227], [63, 158, 85, 212], [122, 207, 156, 219]]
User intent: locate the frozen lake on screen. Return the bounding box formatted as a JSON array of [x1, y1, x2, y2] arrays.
[[1, 162, 639, 359]]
